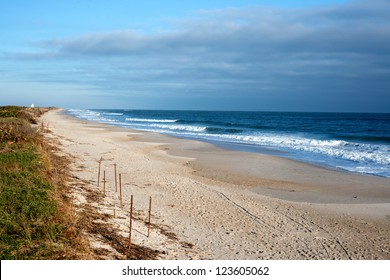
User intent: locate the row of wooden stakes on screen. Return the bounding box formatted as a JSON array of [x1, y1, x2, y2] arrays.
[[97, 159, 152, 249]]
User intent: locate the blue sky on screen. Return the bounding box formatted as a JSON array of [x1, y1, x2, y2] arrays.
[[1, 0, 389, 112]]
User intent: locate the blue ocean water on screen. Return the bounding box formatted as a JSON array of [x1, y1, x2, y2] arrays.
[[67, 109, 390, 178]]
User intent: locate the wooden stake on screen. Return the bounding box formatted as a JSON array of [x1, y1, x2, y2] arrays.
[[97, 159, 102, 188], [119, 173, 122, 208], [114, 163, 117, 192], [113, 198, 116, 218], [147, 196, 152, 238], [129, 195, 133, 249], [103, 170, 106, 195]]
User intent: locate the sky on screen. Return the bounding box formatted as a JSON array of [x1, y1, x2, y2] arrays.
[[1, 0, 389, 112]]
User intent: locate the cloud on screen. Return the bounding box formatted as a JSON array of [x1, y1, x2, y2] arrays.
[[35, 0, 390, 56], [10, 0, 390, 111]]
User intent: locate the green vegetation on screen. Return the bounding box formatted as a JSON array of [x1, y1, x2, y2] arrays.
[[0, 106, 90, 259]]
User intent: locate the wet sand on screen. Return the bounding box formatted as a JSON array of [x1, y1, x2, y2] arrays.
[[41, 109, 390, 259]]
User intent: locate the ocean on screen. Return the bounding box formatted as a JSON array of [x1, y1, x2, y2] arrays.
[[66, 109, 390, 178]]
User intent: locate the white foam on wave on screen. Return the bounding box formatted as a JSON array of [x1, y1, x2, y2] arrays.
[[169, 129, 389, 167], [68, 109, 101, 118], [149, 123, 206, 132], [215, 133, 390, 166], [125, 121, 389, 167], [67, 109, 119, 123], [102, 112, 123, 116], [176, 131, 389, 176], [100, 117, 118, 123], [125, 118, 177, 123]]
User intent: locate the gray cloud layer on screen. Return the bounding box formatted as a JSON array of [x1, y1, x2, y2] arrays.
[[15, 0, 390, 111]]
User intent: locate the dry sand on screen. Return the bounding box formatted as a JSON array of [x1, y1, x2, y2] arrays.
[[41, 109, 390, 260]]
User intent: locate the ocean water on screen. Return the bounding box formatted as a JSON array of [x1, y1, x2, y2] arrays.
[[66, 109, 390, 178]]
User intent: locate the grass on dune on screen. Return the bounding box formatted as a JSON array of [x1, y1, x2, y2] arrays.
[[0, 106, 91, 259]]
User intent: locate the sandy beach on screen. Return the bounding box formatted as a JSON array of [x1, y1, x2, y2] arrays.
[[41, 109, 390, 260]]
